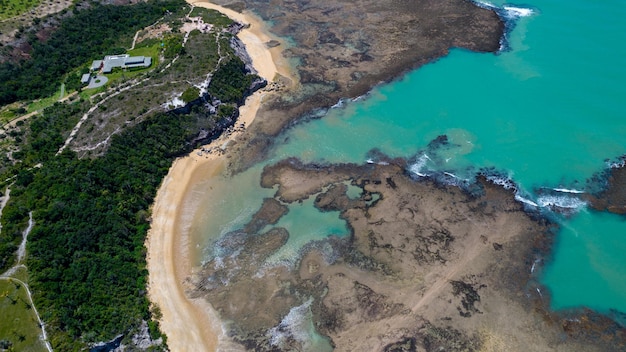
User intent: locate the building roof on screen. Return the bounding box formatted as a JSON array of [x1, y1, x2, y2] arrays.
[[99, 54, 152, 73], [81, 73, 91, 84], [124, 56, 145, 65], [125, 57, 152, 69], [90, 60, 103, 71], [102, 55, 128, 73]]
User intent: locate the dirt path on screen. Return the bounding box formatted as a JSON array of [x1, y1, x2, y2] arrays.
[[0, 212, 53, 352], [0, 276, 53, 352], [0, 187, 10, 235], [57, 78, 149, 155]]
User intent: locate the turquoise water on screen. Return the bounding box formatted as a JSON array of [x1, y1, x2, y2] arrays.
[[542, 210, 626, 312], [194, 0, 626, 324], [263, 196, 348, 265]]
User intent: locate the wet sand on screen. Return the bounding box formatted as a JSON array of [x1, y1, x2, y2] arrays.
[[145, 1, 294, 350]]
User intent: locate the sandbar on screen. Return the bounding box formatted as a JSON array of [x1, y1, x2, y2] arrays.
[[145, 1, 293, 351]]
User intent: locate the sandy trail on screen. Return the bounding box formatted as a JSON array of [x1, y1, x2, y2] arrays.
[[146, 2, 294, 351]]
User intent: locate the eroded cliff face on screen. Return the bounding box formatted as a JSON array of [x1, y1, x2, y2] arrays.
[[189, 159, 626, 351], [216, 0, 505, 170]]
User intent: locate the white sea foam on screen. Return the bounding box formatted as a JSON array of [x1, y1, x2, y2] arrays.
[[485, 174, 516, 190], [268, 298, 315, 348], [331, 99, 345, 109], [408, 154, 430, 177], [530, 258, 541, 274], [515, 194, 538, 207], [537, 195, 586, 210], [473, 1, 534, 18], [472, 0, 496, 10], [503, 6, 534, 18], [553, 188, 585, 194], [608, 158, 626, 169], [365, 158, 389, 166]]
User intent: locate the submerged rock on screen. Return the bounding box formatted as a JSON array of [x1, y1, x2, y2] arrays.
[[191, 160, 626, 351]]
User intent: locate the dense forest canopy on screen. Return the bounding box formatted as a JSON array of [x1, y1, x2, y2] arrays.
[[0, 0, 261, 349], [0, 0, 186, 105]]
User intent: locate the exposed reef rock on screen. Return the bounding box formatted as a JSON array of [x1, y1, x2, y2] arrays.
[[588, 163, 626, 214], [221, 0, 505, 170], [191, 160, 626, 351]]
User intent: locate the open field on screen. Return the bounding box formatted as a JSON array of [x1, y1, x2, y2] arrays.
[[0, 279, 47, 352], [0, 0, 42, 20]]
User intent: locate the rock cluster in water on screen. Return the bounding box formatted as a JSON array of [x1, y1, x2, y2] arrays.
[[221, 0, 505, 170], [190, 158, 626, 351]]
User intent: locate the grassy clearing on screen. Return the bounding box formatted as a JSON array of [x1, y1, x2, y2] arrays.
[[26, 85, 65, 114], [0, 103, 27, 126], [0, 279, 47, 352], [129, 41, 161, 59], [0, 0, 43, 20], [0, 84, 63, 127]]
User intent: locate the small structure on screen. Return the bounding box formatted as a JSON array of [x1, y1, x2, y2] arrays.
[[90, 60, 103, 72], [81, 73, 92, 85], [90, 54, 152, 74]]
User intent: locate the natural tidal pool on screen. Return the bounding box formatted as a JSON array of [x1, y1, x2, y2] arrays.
[[191, 0, 626, 325]]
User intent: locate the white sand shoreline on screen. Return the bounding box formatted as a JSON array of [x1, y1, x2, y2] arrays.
[[145, 2, 293, 351]]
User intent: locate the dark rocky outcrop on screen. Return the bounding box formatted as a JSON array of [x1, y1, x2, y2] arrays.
[[191, 160, 626, 351]]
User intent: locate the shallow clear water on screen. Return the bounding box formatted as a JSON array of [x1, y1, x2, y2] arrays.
[[192, 0, 626, 323]]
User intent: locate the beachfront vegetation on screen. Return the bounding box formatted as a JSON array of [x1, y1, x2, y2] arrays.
[[189, 7, 234, 28], [0, 0, 262, 347], [0, 0, 186, 106], [208, 56, 257, 104], [181, 86, 200, 103], [0, 106, 201, 350]]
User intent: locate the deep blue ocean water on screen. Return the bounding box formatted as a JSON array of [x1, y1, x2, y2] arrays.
[[192, 0, 626, 329]]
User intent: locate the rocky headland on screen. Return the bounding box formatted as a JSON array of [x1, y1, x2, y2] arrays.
[[148, 1, 626, 351], [210, 0, 505, 170]]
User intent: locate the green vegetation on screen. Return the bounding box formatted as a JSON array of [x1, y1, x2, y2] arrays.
[[128, 42, 161, 62], [26, 85, 66, 113], [181, 86, 200, 103], [189, 7, 234, 28], [0, 106, 206, 349], [0, 1, 262, 349], [0, 104, 27, 126], [0, 279, 48, 352], [163, 35, 184, 59], [209, 56, 258, 104], [0, 0, 42, 20], [0, 0, 186, 106]]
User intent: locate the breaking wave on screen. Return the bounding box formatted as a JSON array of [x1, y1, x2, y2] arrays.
[[552, 188, 585, 194], [471, 1, 536, 51], [267, 298, 332, 351], [502, 5, 534, 18], [536, 195, 587, 210], [408, 153, 432, 177]]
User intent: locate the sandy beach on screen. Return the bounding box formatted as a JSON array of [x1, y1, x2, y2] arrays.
[[145, 2, 293, 351]]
